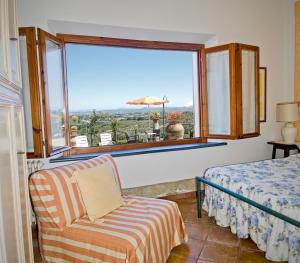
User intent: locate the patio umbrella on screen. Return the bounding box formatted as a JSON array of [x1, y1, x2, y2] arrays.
[[126, 96, 169, 128]]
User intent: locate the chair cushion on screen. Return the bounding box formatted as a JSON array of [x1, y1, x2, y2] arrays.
[[39, 196, 188, 263], [73, 163, 123, 222]]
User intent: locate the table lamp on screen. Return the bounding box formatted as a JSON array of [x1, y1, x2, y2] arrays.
[[276, 102, 299, 143]]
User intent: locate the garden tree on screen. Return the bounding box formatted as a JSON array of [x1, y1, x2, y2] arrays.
[[110, 118, 120, 142], [98, 112, 111, 121], [68, 109, 195, 146], [182, 111, 193, 122], [87, 109, 102, 146], [182, 112, 194, 138]]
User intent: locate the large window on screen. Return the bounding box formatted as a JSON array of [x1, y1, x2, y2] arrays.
[[65, 43, 200, 149], [19, 28, 260, 157]]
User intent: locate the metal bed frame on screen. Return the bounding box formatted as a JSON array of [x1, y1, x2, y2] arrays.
[[196, 176, 300, 228]]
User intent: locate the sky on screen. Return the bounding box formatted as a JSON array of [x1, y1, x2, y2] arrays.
[[65, 44, 196, 111]]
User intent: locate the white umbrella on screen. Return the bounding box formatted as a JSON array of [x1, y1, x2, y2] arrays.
[[126, 96, 169, 128]]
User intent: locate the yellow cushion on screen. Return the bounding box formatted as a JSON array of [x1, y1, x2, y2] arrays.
[[73, 163, 123, 222]]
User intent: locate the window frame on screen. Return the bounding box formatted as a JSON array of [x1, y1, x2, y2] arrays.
[[236, 43, 260, 139], [202, 44, 238, 139], [19, 27, 44, 158], [38, 28, 71, 157], [202, 43, 260, 140], [20, 29, 261, 158], [57, 33, 207, 155]]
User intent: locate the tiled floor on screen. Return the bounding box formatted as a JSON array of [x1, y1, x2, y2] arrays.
[[167, 197, 283, 263], [32, 196, 283, 263]]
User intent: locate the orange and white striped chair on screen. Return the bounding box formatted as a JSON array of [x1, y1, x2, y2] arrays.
[[29, 155, 188, 263]]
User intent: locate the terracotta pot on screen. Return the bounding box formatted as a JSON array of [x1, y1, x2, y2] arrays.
[[70, 129, 78, 138], [166, 122, 184, 140]]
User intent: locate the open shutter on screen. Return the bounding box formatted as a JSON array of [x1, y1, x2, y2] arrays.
[[202, 43, 260, 139], [38, 28, 70, 156], [202, 44, 238, 139], [236, 44, 260, 138], [19, 27, 44, 158]]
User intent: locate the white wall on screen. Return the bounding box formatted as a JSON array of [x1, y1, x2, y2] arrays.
[[19, 0, 295, 188]]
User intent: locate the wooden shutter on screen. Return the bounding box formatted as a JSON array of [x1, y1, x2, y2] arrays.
[[202, 43, 259, 139]]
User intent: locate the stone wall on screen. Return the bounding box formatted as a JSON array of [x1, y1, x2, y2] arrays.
[[122, 178, 196, 198]]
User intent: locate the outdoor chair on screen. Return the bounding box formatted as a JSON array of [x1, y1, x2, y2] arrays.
[[99, 132, 113, 146], [125, 131, 138, 143], [74, 135, 89, 147]]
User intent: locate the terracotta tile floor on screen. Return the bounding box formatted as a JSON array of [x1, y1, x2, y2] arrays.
[[167, 197, 284, 263], [32, 196, 284, 262]]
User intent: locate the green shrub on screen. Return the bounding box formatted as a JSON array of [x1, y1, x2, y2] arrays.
[[117, 139, 128, 144]]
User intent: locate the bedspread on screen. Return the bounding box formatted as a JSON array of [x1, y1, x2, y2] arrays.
[[203, 154, 300, 262]]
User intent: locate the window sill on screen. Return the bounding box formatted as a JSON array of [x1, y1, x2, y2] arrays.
[[49, 142, 227, 163]]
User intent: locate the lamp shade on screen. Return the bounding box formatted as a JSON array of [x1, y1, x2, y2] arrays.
[[276, 102, 299, 122]]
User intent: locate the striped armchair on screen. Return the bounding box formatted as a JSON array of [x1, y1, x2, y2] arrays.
[[29, 155, 188, 263]]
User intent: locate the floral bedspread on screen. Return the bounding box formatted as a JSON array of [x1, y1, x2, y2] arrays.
[[203, 154, 300, 262]]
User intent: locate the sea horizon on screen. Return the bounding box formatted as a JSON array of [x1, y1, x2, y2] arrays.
[[69, 105, 193, 115]]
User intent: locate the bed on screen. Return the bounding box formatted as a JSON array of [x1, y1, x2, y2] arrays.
[[196, 154, 300, 263]]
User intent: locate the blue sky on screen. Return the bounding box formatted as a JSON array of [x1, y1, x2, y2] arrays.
[[65, 44, 196, 111]]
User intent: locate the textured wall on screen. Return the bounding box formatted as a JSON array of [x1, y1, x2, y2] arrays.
[[296, 1, 300, 141], [123, 178, 195, 198]]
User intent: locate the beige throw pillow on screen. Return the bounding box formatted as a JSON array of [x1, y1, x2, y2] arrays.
[[73, 163, 123, 222]]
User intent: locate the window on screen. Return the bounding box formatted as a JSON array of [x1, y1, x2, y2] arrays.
[[59, 34, 205, 155], [19, 28, 260, 158], [65, 42, 201, 151]]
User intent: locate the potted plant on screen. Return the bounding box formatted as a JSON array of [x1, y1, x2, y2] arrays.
[[70, 125, 78, 136], [150, 111, 160, 130], [70, 115, 79, 138], [166, 112, 185, 140], [70, 125, 78, 146]]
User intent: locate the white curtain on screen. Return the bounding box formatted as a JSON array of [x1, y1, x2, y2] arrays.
[[242, 50, 256, 134], [206, 50, 231, 135]]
